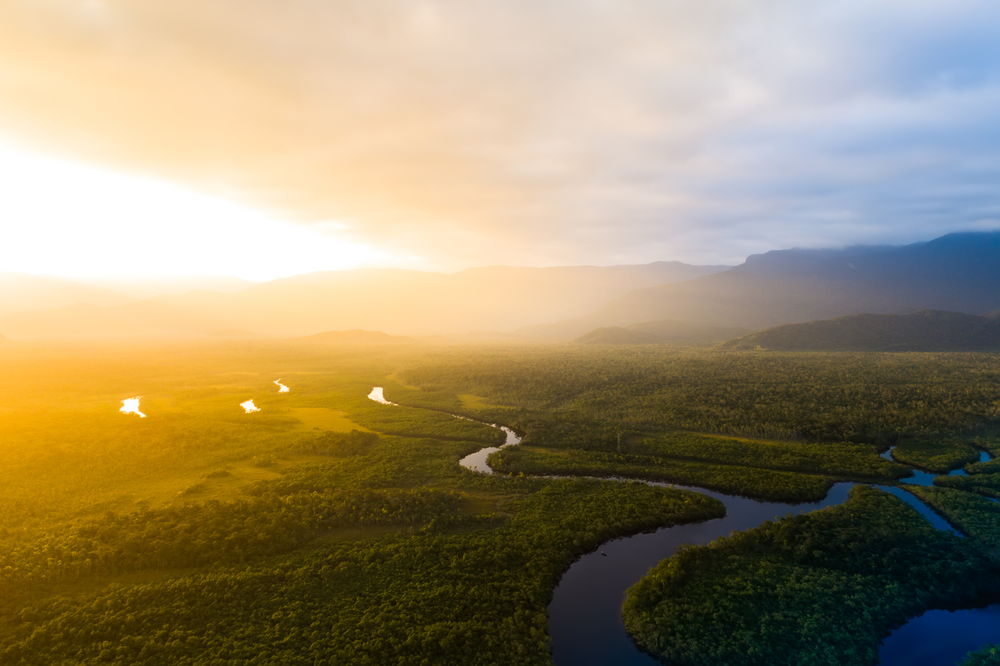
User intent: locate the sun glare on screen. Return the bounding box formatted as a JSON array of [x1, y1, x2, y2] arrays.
[[240, 399, 261, 414], [119, 397, 147, 418], [274, 379, 290, 393], [0, 143, 393, 281], [367, 386, 397, 406]]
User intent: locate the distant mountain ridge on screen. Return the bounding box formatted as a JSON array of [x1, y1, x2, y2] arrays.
[[722, 310, 1000, 351], [0, 261, 725, 340], [7, 231, 1000, 341], [540, 231, 1000, 337]]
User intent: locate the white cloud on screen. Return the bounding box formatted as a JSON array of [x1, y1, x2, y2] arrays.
[[1, 0, 999, 268]]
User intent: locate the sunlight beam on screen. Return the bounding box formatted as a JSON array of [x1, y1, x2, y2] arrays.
[[0, 142, 395, 281]]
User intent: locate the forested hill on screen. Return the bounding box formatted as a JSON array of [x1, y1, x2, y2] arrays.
[[721, 310, 1000, 351]]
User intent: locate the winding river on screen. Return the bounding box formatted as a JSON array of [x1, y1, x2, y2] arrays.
[[369, 388, 1000, 665]]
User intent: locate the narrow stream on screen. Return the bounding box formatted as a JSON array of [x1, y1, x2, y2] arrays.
[[368, 388, 1000, 665], [458, 425, 521, 473]]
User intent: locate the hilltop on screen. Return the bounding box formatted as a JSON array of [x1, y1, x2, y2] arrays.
[[722, 310, 1000, 351]]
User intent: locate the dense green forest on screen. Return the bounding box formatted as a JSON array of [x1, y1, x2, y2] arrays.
[[906, 486, 1000, 548], [623, 487, 1000, 665], [488, 428, 908, 502], [3, 342, 1000, 663], [400, 347, 1000, 447], [2, 477, 721, 665], [891, 435, 983, 473], [722, 310, 1000, 352], [491, 445, 840, 502], [936, 471, 1000, 499]]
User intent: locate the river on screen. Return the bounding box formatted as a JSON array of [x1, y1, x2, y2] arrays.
[[368, 388, 1000, 665]]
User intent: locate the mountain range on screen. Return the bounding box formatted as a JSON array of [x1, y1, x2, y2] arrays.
[[4, 231, 1000, 342], [0, 262, 723, 340], [536, 231, 1000, 339]]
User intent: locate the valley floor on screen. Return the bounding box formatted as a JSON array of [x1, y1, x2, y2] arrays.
[[3, 343, 1000, 664]]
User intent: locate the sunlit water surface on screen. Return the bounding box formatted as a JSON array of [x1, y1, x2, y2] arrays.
[[240, 399, 261, 413], [119, 397, 146, 418]]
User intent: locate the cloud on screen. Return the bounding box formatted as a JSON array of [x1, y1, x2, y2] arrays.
[[1, 0, 999, 267]]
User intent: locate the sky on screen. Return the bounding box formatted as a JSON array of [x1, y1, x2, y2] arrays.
[[2, 0, 1000, 279]]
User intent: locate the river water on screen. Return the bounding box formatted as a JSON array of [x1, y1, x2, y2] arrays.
[[875, 446, 1000, 665], [368, 388, 1000, 665]]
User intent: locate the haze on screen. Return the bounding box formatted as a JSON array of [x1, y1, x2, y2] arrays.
[[6, 5, 1000, 665]]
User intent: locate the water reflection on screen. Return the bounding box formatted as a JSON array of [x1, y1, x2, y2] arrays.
[[240, 399, 261, 414], [879, 604, 1000, 665], [119, 397, 147, 418], [367, 386, 397, 406], [366, 386, 520, 472]]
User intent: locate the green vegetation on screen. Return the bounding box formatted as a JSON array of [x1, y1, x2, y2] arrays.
[[907, 486, 1000, 547], [1, 479, 721, 665], [935, 473, 1000, 499], [402, 347, 1000, 446], [490, 445, 838, 502], [0, 342, 727, 665], [489, 428, 910, 502], [964, 645, 1000, 665], [623, 487, 1000, 666], [722, 310, 1000, 352], [5, 342, 1000, 663], [2, 482, 465, 586], [891, 435, 981, 473], [967, 459, 1000, 475], [632, 431, 905, 479]]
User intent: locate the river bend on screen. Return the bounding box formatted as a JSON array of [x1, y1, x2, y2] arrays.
[[368, 388, 1000, 665]]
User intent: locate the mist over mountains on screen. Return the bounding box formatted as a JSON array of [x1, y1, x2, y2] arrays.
[[533, 231, 1000, 339], [0, 262, 723, 340], [575, 320, 748, 346], [3, 231, 1000, 343]]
